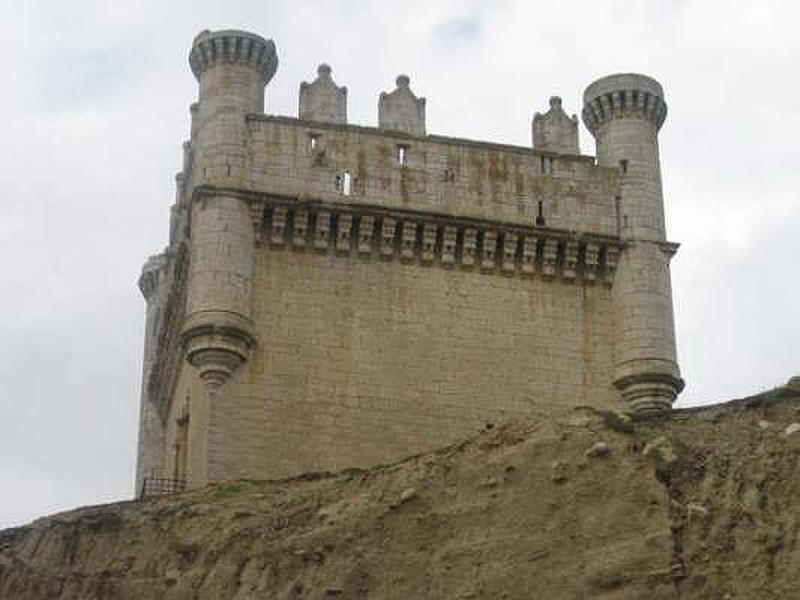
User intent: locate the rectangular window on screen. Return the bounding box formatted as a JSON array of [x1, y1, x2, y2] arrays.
[[397, 144, 408, 166], [342, 171, 352, 195]]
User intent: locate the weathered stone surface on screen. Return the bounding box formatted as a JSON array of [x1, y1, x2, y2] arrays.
[[532, 96, 579, 154], [378, 74, 425, 135], [299, 63, 347, 124]]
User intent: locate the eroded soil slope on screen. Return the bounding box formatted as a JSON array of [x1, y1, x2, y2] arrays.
[[2, 383, 800, 599]]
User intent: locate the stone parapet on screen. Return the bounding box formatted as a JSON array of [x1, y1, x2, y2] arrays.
[[582, 73, 667, 135], [533, 97, 579, 154], [138, 253, 167, 301], [379, 75, 426, 136], [245, 115, 619, 237], [189, 29, 278, 83], [299, 64, 347, 124]]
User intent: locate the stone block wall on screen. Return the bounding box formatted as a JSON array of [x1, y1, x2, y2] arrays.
[[245, 117, 619, 237], [203, 246, 616, 481], [148, 114, 628, 486]]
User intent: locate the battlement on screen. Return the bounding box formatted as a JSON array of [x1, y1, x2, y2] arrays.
[[138, 253, 167, 301], [582, 73, 667, 135], [189, 29, 278, 82], [299, 64, 347, 125], [241, 114, 619, 238]]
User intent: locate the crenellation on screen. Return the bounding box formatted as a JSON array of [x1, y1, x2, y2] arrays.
[[532, 96, 580, 155], [379, 75, 426, 136], [299, 64, 347, 125], [189, 29, 278, 83], [135, 29, 683, 493], [246, 116, 619, 237]]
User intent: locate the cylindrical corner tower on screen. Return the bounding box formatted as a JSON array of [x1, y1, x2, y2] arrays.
[[583, 73, 683, 414], [135, 253, 168, 494], [181, 30, 278, 386]]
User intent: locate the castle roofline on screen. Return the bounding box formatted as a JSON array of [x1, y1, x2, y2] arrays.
[[189, 29, 278, 83], [583, 73, 664, 105], [245, 113, 597, 163]]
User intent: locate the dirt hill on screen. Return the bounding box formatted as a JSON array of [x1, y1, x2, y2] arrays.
[[2, 381, 800, 599]]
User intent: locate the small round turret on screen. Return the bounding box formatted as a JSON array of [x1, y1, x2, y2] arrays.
[[582, 73, 683, 415], [182, 30, 274, 389], [138, 253, 167, 302], [135, 251, 168, 495], [190, 29, 278, 76], [582, 73, 666, 138], [583, 73, 668, 242]]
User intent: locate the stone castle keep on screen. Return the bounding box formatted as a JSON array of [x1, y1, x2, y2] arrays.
[[135, 29, 684, 494]]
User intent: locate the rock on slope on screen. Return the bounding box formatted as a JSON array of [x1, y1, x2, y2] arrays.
[[2, 383, 800, 599]]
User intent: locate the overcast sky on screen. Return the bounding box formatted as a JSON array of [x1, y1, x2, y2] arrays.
[[1, 0, 798, 528]]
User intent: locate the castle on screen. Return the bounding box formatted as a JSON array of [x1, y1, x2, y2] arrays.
[[135, 29, 683, 495]]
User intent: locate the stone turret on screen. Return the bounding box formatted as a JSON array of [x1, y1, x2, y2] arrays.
[[583, 73, 683, 414], [379, 75, 426, 136], [181, 29, 276, 386], [299, 63, 347, 124], [134, 253, 168, 495], [532, 96, 579, 154]]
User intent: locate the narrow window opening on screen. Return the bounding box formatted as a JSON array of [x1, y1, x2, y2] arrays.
[[619, 159, 628, 174], [535, 200, 546, 226], [396, 144, 408, 166], [309, 133, 320, 150], [342, 170, 352, 196]]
